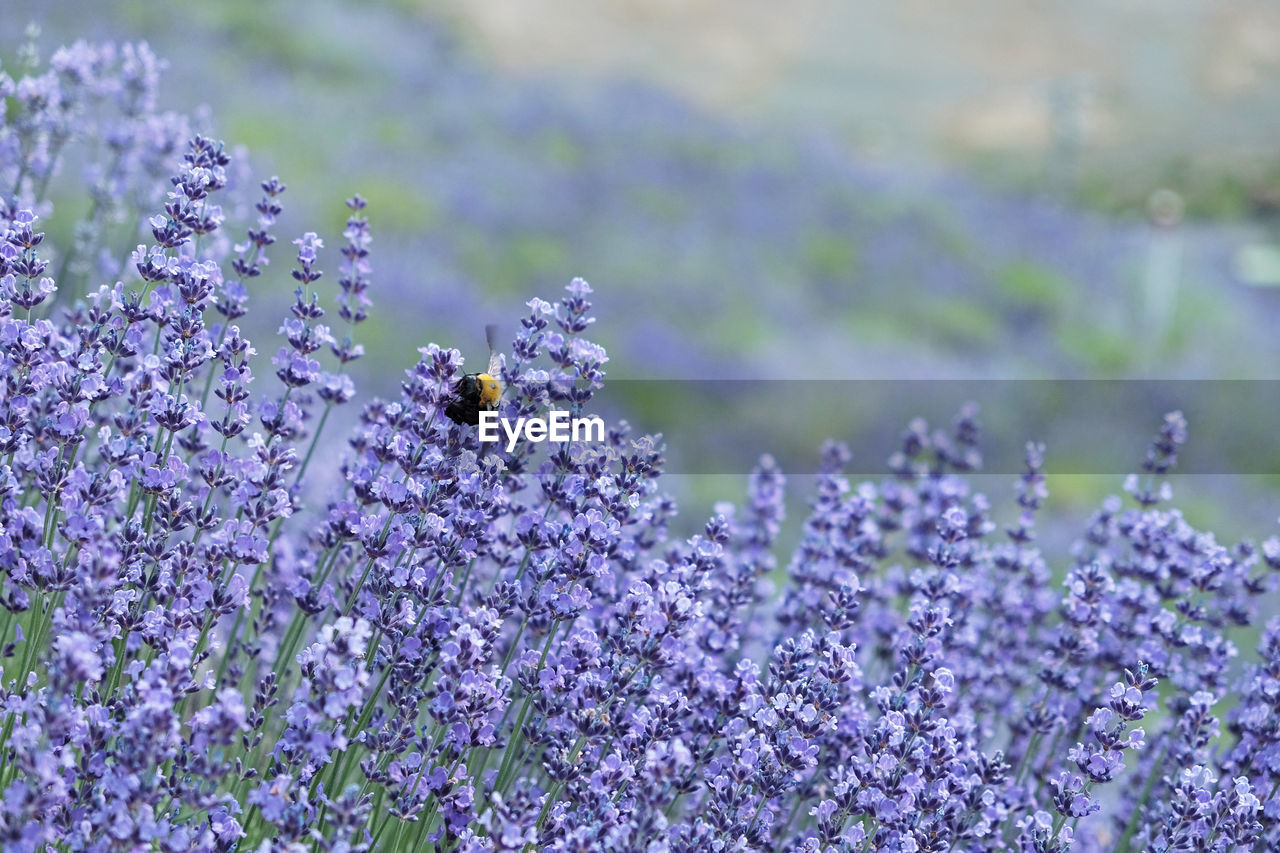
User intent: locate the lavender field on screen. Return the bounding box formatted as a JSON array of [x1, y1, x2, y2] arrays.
[[1, 4, 1279, 851]]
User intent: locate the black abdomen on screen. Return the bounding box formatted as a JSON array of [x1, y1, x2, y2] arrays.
[[445, 374, 484, 425]]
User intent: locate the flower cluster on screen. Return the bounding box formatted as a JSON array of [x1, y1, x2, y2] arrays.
[[0, 38, 1276, 853]]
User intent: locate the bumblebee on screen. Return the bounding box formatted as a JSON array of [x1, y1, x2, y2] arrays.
[[445, 324, 504, 425]]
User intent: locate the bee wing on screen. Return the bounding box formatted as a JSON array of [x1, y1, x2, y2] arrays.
[[484, 323, 503, 385]]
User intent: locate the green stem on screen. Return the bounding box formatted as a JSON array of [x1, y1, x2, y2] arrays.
[[369, 811, 399, 851], [294, 403, 333, 487], [1115, 746, 1166, 853], [213, 556, 267, 690], [531, 734, 586, 835], [323, 661, 395, 796], [340, 515, 395, 619], [492, 622, 561, 797]]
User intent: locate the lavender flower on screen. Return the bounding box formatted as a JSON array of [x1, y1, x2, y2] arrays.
[[0, 36, 1274, 853]]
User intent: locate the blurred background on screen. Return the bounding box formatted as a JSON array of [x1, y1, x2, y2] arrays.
[[7, 0, 1280, 537]]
